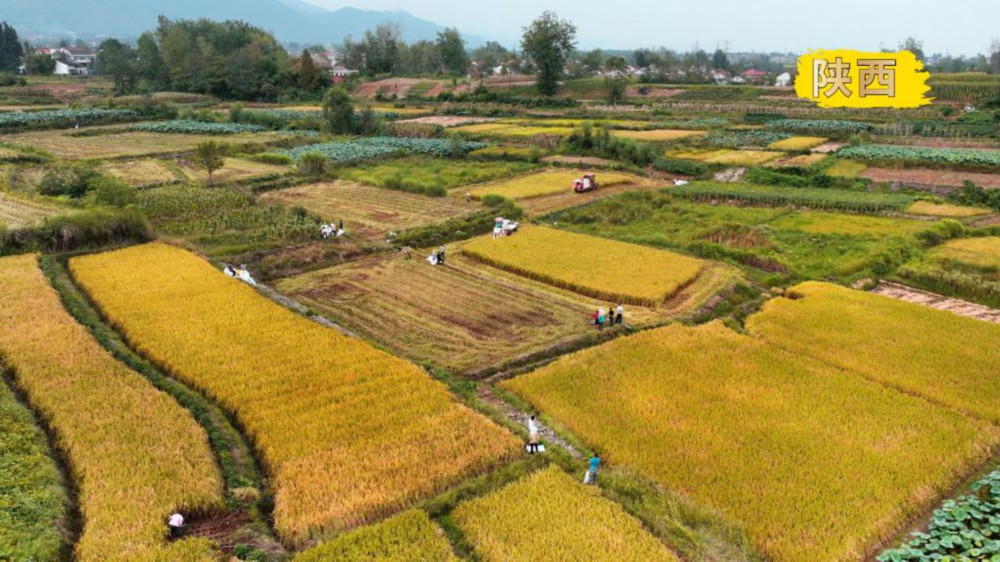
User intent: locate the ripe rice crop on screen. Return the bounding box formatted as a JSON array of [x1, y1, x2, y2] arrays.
[[467, 169, 639, 200], [294, 510, 455, 561], [765, 153, 828, 168], [0, 367, 67, 561], [128, 120, 268, 135], [503, 320, 999, 561], [462, 226, 702, 306], [70, 244, 520, 545], [747, 281, 1000, 422], [906, 201, 993, 218], [836, 144, 1000, 167], [281, 137, 486, 164], [610, 129, 704, 141], [453, 466, 678, 562], [768, 136, 828, 151], [824, 159, 867, 178], [2, 129, 285, 160], [0, 254, 223, 561], [703, 149, 782, 165], [928, 237, 1000, 270]]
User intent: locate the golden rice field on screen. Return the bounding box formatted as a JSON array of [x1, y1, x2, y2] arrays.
[[453, 466, 678, 562], [502, 320, 998, 561], [70, 244, 520, 545], [669, 148, 783, 166], [294, 510, 455, 562], [0, 254, 223, 561], [768, 136, 828, 151], [825, 159, 867, 178], [0, 192, 59, 228], [610, 129, 705, 141], [452, 123, 575, 138], [928, 236, 1000, 270], [99, 159, 180, 187], [747, 282, 1000, 422], [462, 226, 703, 306], [769, 210, 931, 237], [906, 201, 994, 218], [179, 157, 288, 184], [467, 169, 640, 200], [766, 153, 828, 167]]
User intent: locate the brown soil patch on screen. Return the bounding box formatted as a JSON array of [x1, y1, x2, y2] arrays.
[[398, 115, 496, 127], [862, 168, 1000, 189], [627, 86, 684, 98], [812, 142, 844, 153], [356, 78, 422, 98]]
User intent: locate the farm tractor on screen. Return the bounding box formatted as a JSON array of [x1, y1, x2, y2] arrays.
[[492, 217, 519, 237], [572, 173, 598, 193]]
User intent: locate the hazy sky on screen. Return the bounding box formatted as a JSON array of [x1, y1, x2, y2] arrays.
[[302, 0, 996, 56]]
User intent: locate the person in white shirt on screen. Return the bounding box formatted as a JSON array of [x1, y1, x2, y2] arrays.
[[616, 304, 624, 326], [168, 512, 184, 539], [527, 415, 540, 454]]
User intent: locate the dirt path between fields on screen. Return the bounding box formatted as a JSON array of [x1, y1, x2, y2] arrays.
[[257, 284, 358, 336], [871, 281, 1000, 324], [477, 386, 583, 459]]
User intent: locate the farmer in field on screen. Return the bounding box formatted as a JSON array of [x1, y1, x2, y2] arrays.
[[168, 512, 185, 539], [438, 245, 446, 264], [616, 304, 624, 325], [527, 415, 541, 454], [607, 304, 616, 326], [597, 307, 606, 331], [465, 191, 472, 204], [586, 453, 601, 485]]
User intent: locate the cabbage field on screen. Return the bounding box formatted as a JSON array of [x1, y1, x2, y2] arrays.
[[0, 108, 139, 130], [280, 137, 487, 163], [128, 120, 268, 134], [836, 144, 1000, 167]]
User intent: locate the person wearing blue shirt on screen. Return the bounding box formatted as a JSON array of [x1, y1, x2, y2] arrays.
[[587, 453, 601, 485]]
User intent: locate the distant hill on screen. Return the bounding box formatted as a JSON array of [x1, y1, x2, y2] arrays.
[[3, 0, 486, 46]]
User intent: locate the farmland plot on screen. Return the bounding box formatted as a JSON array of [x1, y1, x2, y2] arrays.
[[178, 157, 288, 184], [0, 255, 223, 561], [928, 236, 1000, 270], [70, 244, 520, 545], [467, 169, 644, 200], [294, 510, 455, 562], [503, 320, 999, 561], [3, 128, 284, 159], [747, 281, 1000, 421], [275, 253, 595, 374], [99, 159, 179, 187], [0, 192, 59, 228], [462, 226, 703, 306], [906, 201, 993, 217], [453, 466, 679, 562], [260, 181, 474, 241], [861, 167, 1000, 189], [610, 129, 704, 141]]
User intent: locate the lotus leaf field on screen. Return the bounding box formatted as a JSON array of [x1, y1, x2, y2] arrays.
[[280, 137, 487, 164], [462, 226, 703, 306], [69, 244, 520, 545]]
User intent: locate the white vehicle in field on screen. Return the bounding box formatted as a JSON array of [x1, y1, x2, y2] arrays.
[[492, 217, 519, 237]]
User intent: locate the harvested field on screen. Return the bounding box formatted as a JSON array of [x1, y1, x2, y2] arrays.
[[871, 281, 1000, 324], [468, 169, 644, 200], [768, 136, 828, 151], [906, 201, 993, 217], [178, 157, 288, 184], [99, 159, 179, 187], [503, 319, 999, 561], [825, 159, 867, 178], [462, 226, 704, 306], [259, 181, 474, 241], [670, 148, 782, 166], [748, 281, 1000, 422], [812, 142, 844, 154], [275, 252, 594, 374], [3, 128, 283, 159], [861, 167, 1000, 189], [765, 153, 828, 168], [453, 466, 679, 562], [356, 78, 424, 98], [0, 192, 59, 228], [610, 129, 705, 141], [518, 180, 660, 216]]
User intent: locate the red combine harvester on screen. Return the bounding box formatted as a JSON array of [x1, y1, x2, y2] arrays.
[[572, 173, 598, 193]]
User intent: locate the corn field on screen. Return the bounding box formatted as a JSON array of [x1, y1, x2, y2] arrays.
[[69, 243, 520, 546]]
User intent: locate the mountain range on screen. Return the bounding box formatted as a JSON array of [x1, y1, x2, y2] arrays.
[[3, 0, 488, 46]]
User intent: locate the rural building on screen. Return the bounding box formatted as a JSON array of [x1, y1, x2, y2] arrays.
[[742, 69, 768, 83], [329, 65, 356, 84], [775, 72, 792, 87]]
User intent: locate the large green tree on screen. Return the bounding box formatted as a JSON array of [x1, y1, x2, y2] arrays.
[[436, 28, 469, 77], [604, 56, 629, 105], [97, 39, 138, 95], [295, 49, 325, 92], [899, 36, 926, 62], [22, 52, 55, 75], [136, 31, 168, 91], [322, 86, 355, 134], [0, 22, 24, 73], [520, 12, 577, 96], [363, 24, 400, 74]]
